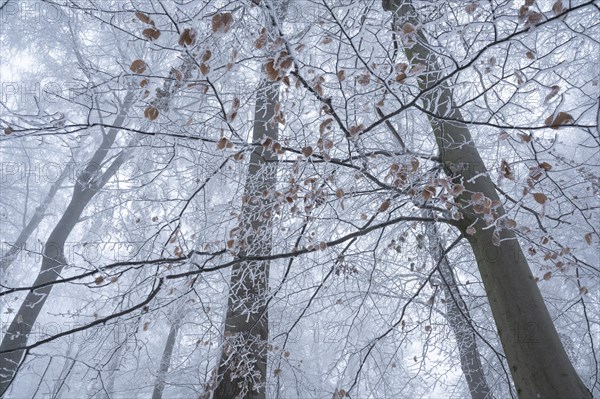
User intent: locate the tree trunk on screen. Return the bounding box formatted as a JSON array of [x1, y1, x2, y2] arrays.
[[1, 157, 73, 275], [382, 1, 591, 398], [213, 77, 279, 399], [152, 309, 184, 399], [424, 213, 493, 399], [0, 91, 135, 396]]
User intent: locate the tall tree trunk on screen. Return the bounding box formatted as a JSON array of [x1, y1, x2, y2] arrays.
[[0, 91, 135, 396], [152, 308, 184, 399], [382, 1, 591, 398], [213, 77, 280, 399], [213, 4, 289, 396], [423, 213, 493, 399], [1, 157, 73, 275]]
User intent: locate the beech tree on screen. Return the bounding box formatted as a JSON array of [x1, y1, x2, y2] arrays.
[[1, 0, 597, 398]]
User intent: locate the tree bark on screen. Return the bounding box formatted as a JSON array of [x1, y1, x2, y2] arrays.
[[424, 213, 493, 399], [382, 1, 591, 398], [1, 157, 73, 275], [213, 76, 280, 399]]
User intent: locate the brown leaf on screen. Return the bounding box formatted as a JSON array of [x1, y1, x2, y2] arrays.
[[319, 118, 333, 135], [544, 112, 574, 129], [526, 11, 543, 26], [212, 13, 234, 33], [337, 70, 345, 82], [201, 50, 212, 62], [135, 12, 152, 24], [301, 146, 313, 157], [143, 322, 150, 331], [422, 186, 435, 201], [584, 233, 593, 245], [465, 3, 478, 15], [357, 72, 370, 86], [552, 0, 564, 15], [144, 106, 159, 121], [544, 85, 560, 103], [142, 27, 161, 41], [95, 276, 104, 285], [532, 192, 547, 204], [178, 28, 197, 46], [526, 51, 535, 60], [335, 188, 344, 199], [171, 68, 183, 81], [200, 63, 210, 76], [130, 59, 147, 74], [217, 137, 229, 150], [518, 133, 531, 143], [255, 27, 267, 49], [4, 126, 13, 135], [395, 72, 407, 83], [321, 36, 333, 45], [543, 271, 552, 281], [378, 200, 390, 213], [539, 162, 552, 171], [501, 159, 514, 180], [410, 158, 419, 172], [265, 59, 278, 81], [580, 286, 589, 295]]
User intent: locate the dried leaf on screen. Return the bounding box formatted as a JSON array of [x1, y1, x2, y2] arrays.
[[532, 192, 548, 204], [4, 126, 13, 135], [539, 162, 552, 171], [255, 27, 267, 49], [579, 286, 589, 295], [178, 28, 197, 46], [142, 27, 161, 41], [584, 232, 593, 245], [357, 72, 370, 86], [501, 160, 514, 180], [410, 158, 419, 172], [200, 63, 210, 76], [321, 36, 333, 45], [518, 133, 531, 143], [143, 321, 150, 331], [301, 146, 313, 157], [95, 276, 104, 285], [544, 112, 574, 129], [526, 11, 543, 26], [552, 0, 564, 15], [201, 50, 212, 62], [144, 106, 159, 121], [319, 118, 333, 135], [337, 70, 345, 81], [335, 188, 344, 199], [378, 200, 390, 212], [130, 59, 147, 74], [544, 85, 560, 103], [465, 3, 478, 15], [543, 271, 552, 281], [395, 72, 407, 83], [265, 59, 278, 81], [526, 51, 535, 60], [135, 12, 152, 24], [212, 13, 234, 33]]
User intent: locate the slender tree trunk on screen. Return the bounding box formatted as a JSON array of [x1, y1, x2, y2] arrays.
[[423, 213, 493, 399], [382, 1, 591, 398], [0, 91, 135, 396], [1, 157, 73, 275], [152, 309, 184, 399]]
